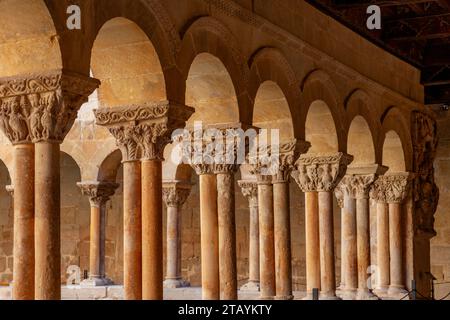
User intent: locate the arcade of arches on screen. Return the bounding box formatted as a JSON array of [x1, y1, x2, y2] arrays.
[[0, 0, 446, 300]]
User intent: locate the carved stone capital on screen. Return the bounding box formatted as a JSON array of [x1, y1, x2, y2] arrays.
[[162, 181, 192, 207], [293, 152, 353, 192], [238, 180, 258, 207], [350, 174, 377, 199], [273, 140, 311, 183], [0, 70, 99, 144], [77, 181, 120, 207], [372, 173, 413, 204], [181, 123, 248, 175], [94, 101, 194, 162], [191, 163, 215, 175]]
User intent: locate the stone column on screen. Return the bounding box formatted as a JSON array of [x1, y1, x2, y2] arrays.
[[95, 102, 194, 300], [0, 71, 99, 300], [352, 174, 378, 300], [256, 173, 275, 300], [162, 181, 192, 288], [78, 181, 119, 286], [273, 140, 309, 300], [215, 164, 238, 300], [295, 153, 353, 300], [13, 144, 35, 300], [370, 181, 390, 296], [335, 177, 358, 299], [379, 173, 413, 297], [238, 181, 260, 291], [193, 165, 219, 300], [293, 172, 319, 299], [334, 185, 345, 292]]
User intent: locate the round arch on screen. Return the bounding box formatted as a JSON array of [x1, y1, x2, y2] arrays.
[[301, 69, 346, 149], [90, 17, 167, 108], [345, 89, 380, 164], [380, 106, 412, 171], [176, 16, 251, 124], [248, 48, 301, 139]]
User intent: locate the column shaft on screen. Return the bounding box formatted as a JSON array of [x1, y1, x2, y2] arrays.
[[142, 159, 163, 300], [99, 203, 107, 279], [217, 172, 237, 300], [342, 194, 357, 295], [376, 202, 390, 293], [89, 204, 102, 278], [166, 205, 180, 281], [248, 203, 259, 285], [123, 161, 142, 300], [35, 142, 60, 300], [259, 182, 275, 299], [13, 144, 34, 300], [200, 174, 219, 300], [305, 192, 320, 296], [273, 181, 292, 299], [356, 197, 375, 299], [318, 191, 338, 299], [388, 203, 406, 295]]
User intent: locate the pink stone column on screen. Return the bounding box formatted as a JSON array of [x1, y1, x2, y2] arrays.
[[78, 182, 119, 286], [123, 160, 142, 300], [273, 173, 293, 300], [376, 173, 412, 298], [318, 191, 339, 299], [141, 159, 163, 300], [238, 181, 260, 291], [376, 201, 390, 294], [304, 191, 321, 298], [198, 171, 219, 300], [371, 178, 390, 296], [35, 141, 61, 300], [294, 152, 353, 300], [162, 181, 191, 288], [13, 144, 35, 300], [215, 165, 238, 300], [0, 70, 99, 300], [257, 175, 276, 299], [342, 186, 358, 298]]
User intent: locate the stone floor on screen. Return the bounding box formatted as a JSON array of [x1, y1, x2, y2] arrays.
[[0, 285, 438, 300], [0, 285, 308, 300]]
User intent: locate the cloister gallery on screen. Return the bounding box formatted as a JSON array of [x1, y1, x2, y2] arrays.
[[0, 0, 447, 301]]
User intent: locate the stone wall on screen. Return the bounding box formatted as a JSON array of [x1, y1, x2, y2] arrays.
[[431, 109, 450, 299]]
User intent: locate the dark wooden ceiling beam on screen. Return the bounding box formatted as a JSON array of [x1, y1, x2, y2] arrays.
[[383, 14, 450, 40], [333, 0, 439, 8]]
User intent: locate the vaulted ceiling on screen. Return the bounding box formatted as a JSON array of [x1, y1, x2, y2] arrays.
[[306, 0, 450, 106]]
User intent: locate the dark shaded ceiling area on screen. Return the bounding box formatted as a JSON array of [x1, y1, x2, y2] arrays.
[[306, 0, 450, 106]]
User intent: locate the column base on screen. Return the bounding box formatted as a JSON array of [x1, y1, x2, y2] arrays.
[[387, 286, 409, 299], [356, 289, 379, 300], [338, 288, 357, 300], [258, 295, 275, 300], [373, 286, 389, 298], [163, 278, 191, 289], [81, 277, 114, 287], [275, 295, 294, 300], [319, 293, 342, 301], [240, 281, 260, 291]]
